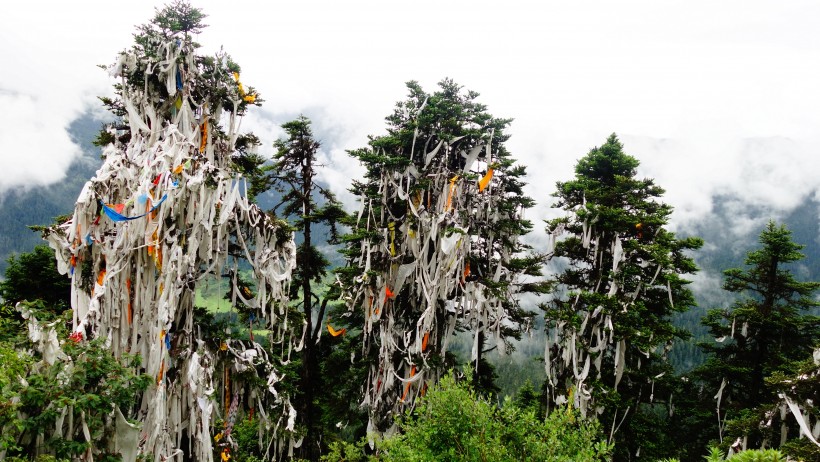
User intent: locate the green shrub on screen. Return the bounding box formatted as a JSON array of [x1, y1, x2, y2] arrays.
[[323, 368, 611, 462]]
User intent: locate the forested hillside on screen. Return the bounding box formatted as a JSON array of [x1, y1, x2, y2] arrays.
[[0, 116, 102, 275], [670, 196, 820, 372]]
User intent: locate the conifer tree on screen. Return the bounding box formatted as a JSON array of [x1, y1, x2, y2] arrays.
[[696, 221, 820, 452], [0, 244, 70, 312], [543, 134, 702, 459], [339, 79, 543, 431], [766, 352, 820, 460], [266, 116, 346, 458], [43, 3, 298, 460]]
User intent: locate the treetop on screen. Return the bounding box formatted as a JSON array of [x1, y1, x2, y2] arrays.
[[150, 0, 207, 35], [573, 134, 640, 185]]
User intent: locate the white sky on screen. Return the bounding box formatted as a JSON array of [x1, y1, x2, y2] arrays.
[[2, 0, 820, 234]]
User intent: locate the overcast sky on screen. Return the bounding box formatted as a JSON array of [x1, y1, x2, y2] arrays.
[[2, 0, 820, 236]]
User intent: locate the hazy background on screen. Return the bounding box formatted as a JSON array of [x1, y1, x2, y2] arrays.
[[2, 1, 819, 226]]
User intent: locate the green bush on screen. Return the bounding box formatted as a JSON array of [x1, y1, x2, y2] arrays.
[[4, 336, 149, 460], [323, 368, 611, 462]]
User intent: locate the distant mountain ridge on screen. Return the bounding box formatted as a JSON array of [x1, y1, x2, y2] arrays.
[[0, 115, 102, 276]]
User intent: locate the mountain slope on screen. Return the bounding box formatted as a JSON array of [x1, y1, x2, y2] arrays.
[[0, 114, 102, 275]]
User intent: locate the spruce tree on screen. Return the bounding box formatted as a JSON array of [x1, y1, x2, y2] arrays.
[[543, 134, 702, 459], [339, 79, 543, 431], [266, 115, 346, 458], [696, 221, 820, 452]]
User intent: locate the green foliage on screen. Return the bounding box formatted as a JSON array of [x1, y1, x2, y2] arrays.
[[1, 245, 70, 349], [657, 446, 789, 462], [270, 116, 345, 292], [315, 327, 370, 447], [544, 134, 702, 459], [1, 245, 70, 313], [4, 456, 70, 462], [695, 221, 820, 451], [513, 379, 539, 411], [150, 0, 207, 34], [230, 417, 264, 462], [765, 354, 820, 461], [321, 438, 371, 462], [0, 341, 31, 452], [324, 368, 611, 461], [0, 304, 26, 345], [341, 79, 545, 433], [264, 115, 349, 459], [1, 332, 149, 459], [702, 446, 786, 462]]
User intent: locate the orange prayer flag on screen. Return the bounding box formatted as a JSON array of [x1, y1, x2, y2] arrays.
[[421, 332, 429, 352], [327, 324, 346, 337], [96, 268, 106, 286], [199, 120, 208, 153], [478, 168, 494, 192], [157, 358, 165, 384], [401, 365, 417, 402], [445, 175, 459, 211]]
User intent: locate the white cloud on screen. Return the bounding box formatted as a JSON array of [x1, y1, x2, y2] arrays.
[[0, 1, 152, 193], [0, 91, 79, 191], [1, 0, 819, 229]]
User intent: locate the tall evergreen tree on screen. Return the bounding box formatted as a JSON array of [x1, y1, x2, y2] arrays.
[[42, 2, 298, 460], [543, 134, 702, 459], [339, 79, 544, 431], [266, 116, 346, 458], [696, 221, 820, 452]]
